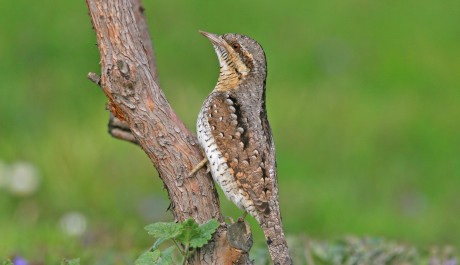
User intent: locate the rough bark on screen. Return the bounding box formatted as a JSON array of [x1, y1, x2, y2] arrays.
[[85, 0, 253, 264], [130, 0, 159, 84]]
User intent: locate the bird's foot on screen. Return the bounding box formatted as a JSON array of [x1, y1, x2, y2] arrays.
[[188, 157, 208, 177], [224, 216, 236, 224], [237, 212, 248, 223]]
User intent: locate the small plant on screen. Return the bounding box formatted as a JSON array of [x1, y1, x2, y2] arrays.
[[136, 218, 220, 265]]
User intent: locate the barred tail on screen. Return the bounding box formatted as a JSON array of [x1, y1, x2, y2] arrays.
[[260, 201, 292, 265]]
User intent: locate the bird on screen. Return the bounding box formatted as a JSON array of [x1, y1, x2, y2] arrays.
[[193, 31, 292, 265]]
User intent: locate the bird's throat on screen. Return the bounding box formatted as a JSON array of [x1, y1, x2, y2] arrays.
[[214, 44, 250, 91], [215, 69, 242, 91]]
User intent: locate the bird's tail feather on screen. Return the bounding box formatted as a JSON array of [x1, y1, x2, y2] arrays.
[[260, 203, 292, 265]]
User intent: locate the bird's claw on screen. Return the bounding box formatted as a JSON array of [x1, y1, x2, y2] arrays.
[[188, 157, 208, 177], [237, 212, 248, 223], [225, 216, 236, 224]]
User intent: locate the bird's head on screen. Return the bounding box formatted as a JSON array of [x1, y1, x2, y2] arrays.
[[200, 31, 267, 91]]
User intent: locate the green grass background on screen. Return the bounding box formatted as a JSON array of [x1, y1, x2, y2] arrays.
[[1, 0, 459, 263]]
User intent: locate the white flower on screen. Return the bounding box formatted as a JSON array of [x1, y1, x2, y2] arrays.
[[7, 161, 41, 196], [59, 211, 88, 236]]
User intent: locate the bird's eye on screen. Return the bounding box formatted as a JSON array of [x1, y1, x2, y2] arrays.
[[232, 43, 240, 50]]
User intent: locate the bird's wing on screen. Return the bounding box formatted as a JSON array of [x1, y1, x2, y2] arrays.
[[206, 92, 274, 216]]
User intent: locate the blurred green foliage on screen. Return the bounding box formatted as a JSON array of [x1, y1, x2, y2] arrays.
[[281, 236, 456, 265], [0, 0, 459, 263]]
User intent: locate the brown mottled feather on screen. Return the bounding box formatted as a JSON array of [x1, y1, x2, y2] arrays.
[[206, 92, 273, 216]]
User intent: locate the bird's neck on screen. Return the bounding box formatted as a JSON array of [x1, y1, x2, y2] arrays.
[[214, 68, 241, 92], [214, 68, 266, 98]]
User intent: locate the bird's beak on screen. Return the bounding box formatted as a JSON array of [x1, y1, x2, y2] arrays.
[[200, 30, 247, 75], [199, 31, 225, 47], [200, 30, 229, 68]]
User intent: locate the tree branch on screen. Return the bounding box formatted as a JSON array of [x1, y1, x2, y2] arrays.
[[87, 0, 158, 145], [130, 0, 159, 83], [88, 71, 139, 144], [85, 0, 252, 263]]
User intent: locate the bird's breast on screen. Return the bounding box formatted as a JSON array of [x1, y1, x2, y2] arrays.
[[196, 101, 248, 211], [196, 92, 273, 222]]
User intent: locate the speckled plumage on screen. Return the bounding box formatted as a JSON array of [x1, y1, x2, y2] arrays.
[[197, 91, 273, 222], [196, 32, 292, 264]]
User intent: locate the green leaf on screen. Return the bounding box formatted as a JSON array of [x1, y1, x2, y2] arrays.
[[157, 246, 175, 265], [152, 238, 168, 250], [142, 218, 220, 262], [61, 258, 80, 265], [175, 218, 200, 245], [145, 222, 183, 244], [135, 250, 161, 265], [2, 260, 13, 265], [173, 218, 220, 248], [189, 219, 220, 248]]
